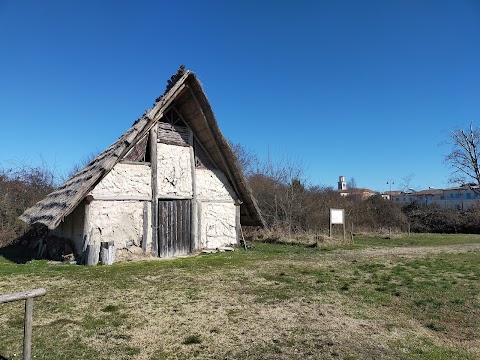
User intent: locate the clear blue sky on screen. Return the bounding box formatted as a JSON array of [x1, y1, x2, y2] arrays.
[[1, 0, 479, 192]]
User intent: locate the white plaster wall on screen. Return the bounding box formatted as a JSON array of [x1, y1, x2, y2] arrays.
[[90, 163, 151, 198], [87, 200, 148, 249], [196, 168, 237, 201], [200, 202, 237, 249], [157, 143, 193, 198]]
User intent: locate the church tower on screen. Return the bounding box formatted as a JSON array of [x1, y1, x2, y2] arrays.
[[338, 176, 347, 190]]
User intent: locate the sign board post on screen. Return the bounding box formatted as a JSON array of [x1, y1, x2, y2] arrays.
[[330, 208, 345, 240]]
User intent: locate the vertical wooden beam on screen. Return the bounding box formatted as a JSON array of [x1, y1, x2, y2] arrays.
[[351, 222, 354, 243], [142, 202, 148, 254], [81, 200, 91, 264], [197, 202, 202, 249], [150, 126, 158, 256], [188, 129, 197, 251], [235, 204, 241, 246], [23, 298, 33, 360]]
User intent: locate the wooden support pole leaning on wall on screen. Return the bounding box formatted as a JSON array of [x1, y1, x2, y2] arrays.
[[150, 126, 158, 256]]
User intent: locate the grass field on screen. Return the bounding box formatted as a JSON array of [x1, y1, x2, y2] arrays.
[[1, 234, 479, 359]]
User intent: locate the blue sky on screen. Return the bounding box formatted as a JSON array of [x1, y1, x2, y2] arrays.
[[1, 0, 479, 192]]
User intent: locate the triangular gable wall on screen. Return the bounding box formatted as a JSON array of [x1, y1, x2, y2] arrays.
[[20, 69, 266, 232]]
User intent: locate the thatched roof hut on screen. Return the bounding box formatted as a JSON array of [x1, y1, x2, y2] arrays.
[[20, 67, 264, 262]]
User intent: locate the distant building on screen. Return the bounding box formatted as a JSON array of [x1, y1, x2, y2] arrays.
[[338, 176, 347, 191], [385, 185, 480, 210], [337, 176, 377, 200]]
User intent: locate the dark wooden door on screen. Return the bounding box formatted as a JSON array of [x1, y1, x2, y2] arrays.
[[158, 199, 192, 258]]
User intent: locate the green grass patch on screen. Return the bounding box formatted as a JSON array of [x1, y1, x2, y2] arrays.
[[182, 334, 202, 345], [0, 233, 479, 359]]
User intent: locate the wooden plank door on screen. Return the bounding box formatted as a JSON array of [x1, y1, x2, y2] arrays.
[[158, 199, 192, 258]]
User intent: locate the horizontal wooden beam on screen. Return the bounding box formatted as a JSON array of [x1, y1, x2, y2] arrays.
[[158, 195, 194, 200], [0, 288, 46, 304], [87, 195, 152, 202], [119, 161, 151, 166], [196, 199, 236, 204]]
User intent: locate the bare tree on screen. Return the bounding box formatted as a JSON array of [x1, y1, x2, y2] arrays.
[[347, 177, 357, 189], [61, 150, 99, 182], [0, 161, 56, 246], [229, 142, 259, 178], [444, 122, 480, 185], [398, 174, 415, 192]]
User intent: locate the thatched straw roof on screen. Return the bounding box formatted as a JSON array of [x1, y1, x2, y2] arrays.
[[20, 68, 266, 229]]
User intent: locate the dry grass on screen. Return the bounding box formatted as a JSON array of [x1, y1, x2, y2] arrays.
[[1, 235, 479, 359]]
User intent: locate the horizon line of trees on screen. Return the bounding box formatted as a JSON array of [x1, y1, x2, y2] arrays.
[[2, 121, 480, 248], [231, 142, 480, 238]]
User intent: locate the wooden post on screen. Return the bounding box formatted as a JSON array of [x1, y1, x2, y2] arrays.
[[235, 204, 241, 247], [81, 200, 91, 264], [23, 297, 33, 360], [188, 128, 197, 252], [197, 202, 202, 249], [0, 288, 46, 360], [408, 222, 411, 236], [142, 202, 148, 254], [350, 222, 354, 242], [100, 241, 115, 265], [389, 227, 392, 239], [150, 126, 158, 256], [85, 244, 100, 266]]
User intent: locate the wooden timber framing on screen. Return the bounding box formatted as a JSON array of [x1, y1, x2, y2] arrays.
[[236, 204, 241, 246], [119, 161, 151, 166], [123, 134, 148, 162], [167, 106, 200, 250], [142, 201, 148, 254], [196, 201, 202, 250], [149, 84, 187, 122], [87, 195, 152, 201], [188, 126, 198, 250], [81, 200, 91, 261], [149, 126, 158, 256], [172, 106, 218, 171], [19, 68, 266, 259], [187, 87, 244, 208], [19, 78, 188, 231]]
